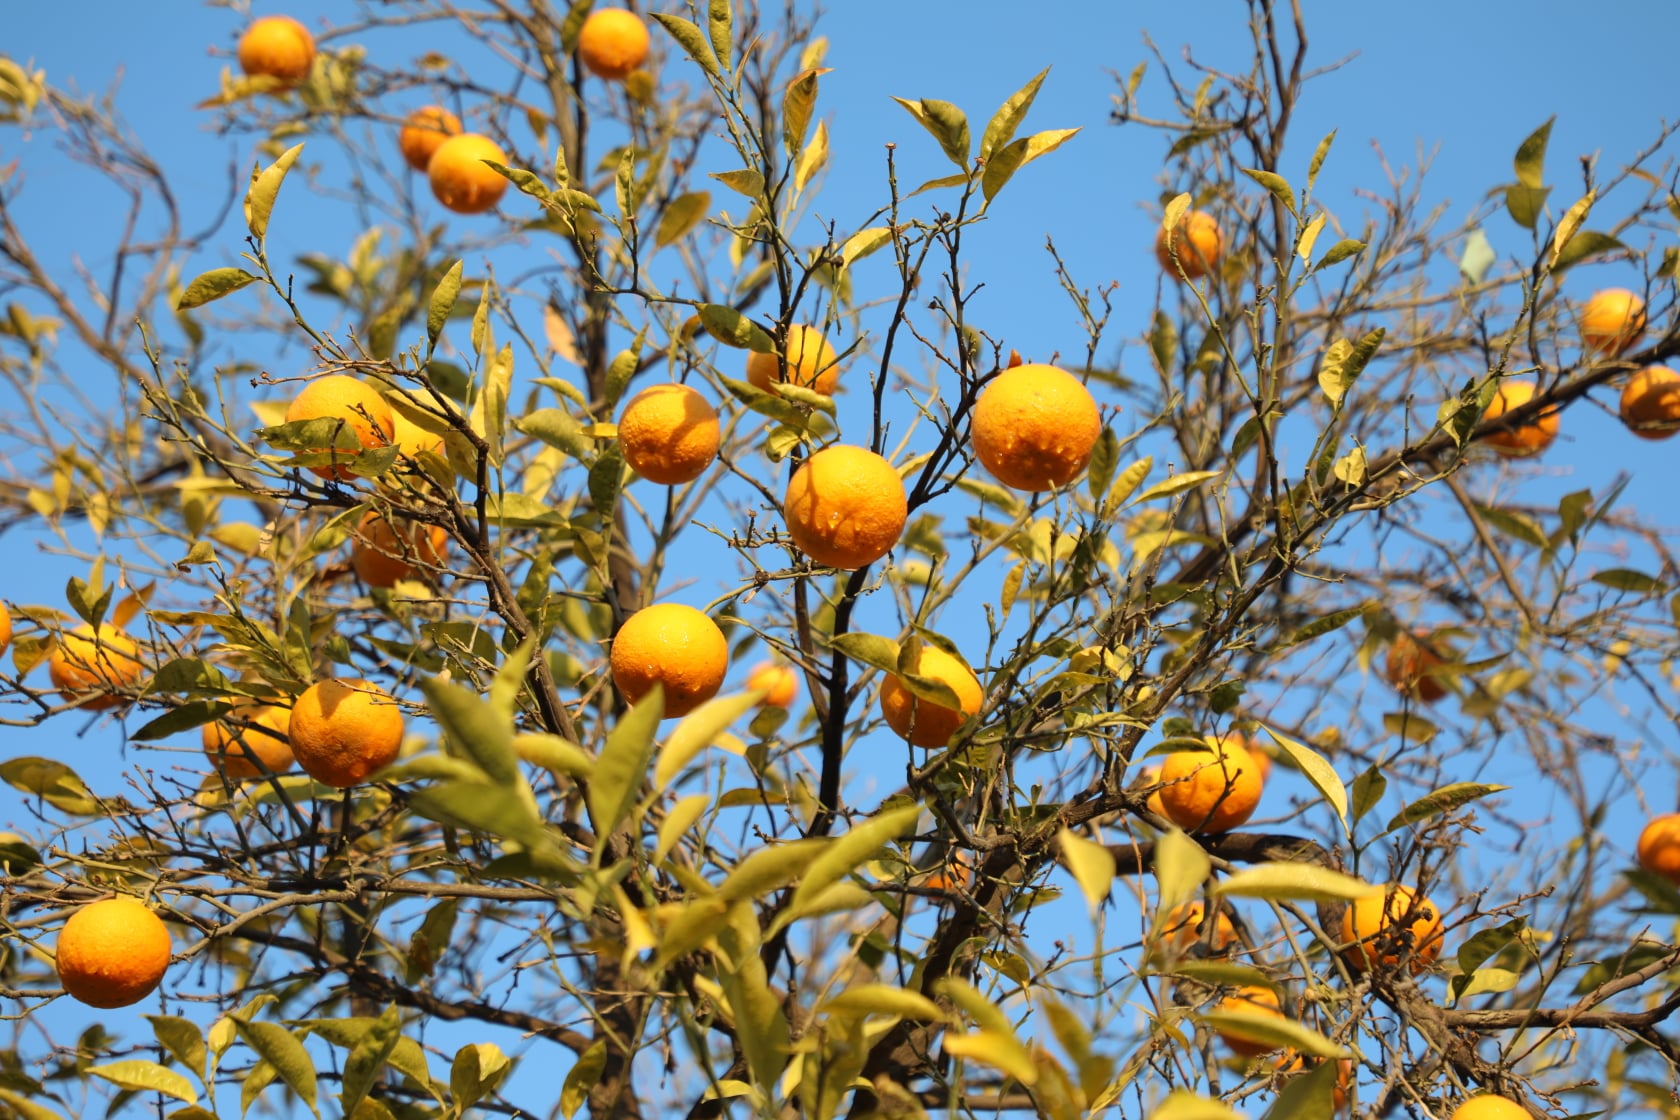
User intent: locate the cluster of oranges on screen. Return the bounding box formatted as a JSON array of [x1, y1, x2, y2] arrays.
[[238, 8, 652, 215]]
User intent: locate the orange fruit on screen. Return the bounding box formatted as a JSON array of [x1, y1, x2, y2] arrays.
[[288, 679, 405, 788], [1155, 900, 1237, 954], [428, 133, 510, 215], [879, 645, 984, 748], [48, 623, 143, 710], [1636, 814, 1680, 883], [576, 8, 651, 81], [1385, 630, 1449, 704], [350, 511, 449, 588], [746, 325, 840, 396], [237, 15, 316, 84], [1156, 735, 1263, 834], [783, 445, 908, 569], [618, 384, 720, 485], [55, 897, 171, 1009], [398, 105, 463, 172], [1209, 985, 1285, 1058], [1155, 209, 1223, 280], [745, 661, 799, 708], [1480, 379, 1558, 458], [284, 376, 396, 481], [388, 407, 446, 461], [1580, 288, 1646, 356], [203, 703, 294, 780], [610, 603, 729, 719], [1340, 884, 1443, 973], [1450, 1096, 1530, 1120], [0, 601, 11, 659], [970, 364, 1102, 491], [1620, 365, 1680, 441]]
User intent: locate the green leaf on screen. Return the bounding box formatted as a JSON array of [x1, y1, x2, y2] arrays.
[[893, 97, 972, 168], [1197, 1011, 1346, 1059], [340, 1004, 402, 1118], [717, 903, 791, 1092], [232, 1020, 317, 1115], [588, 442, 626, 519], [649, 13, 720, 77], [1553, 230, 1628, 272], [1592, 568, 1668, 594], [1240, 166, 1296, 216], [980, 67, 1048, 159], [589, 684, 664, 848], [655, 690, 761, 788], [408, 781, 555, 854], [1130, 469, 1220, 505], [1513, 116, 1554, 189], [1262, 726, 1348, 833], [1473, 503, 1548, 550], [0, 1090, 65, 1120], [719, 838, 829, 902], [1059, 827, 1116, 913], [176, 268, 258, 310], [1147, 1090, 1245, 1120], [657, 191, 711, 248], [427, 260, 463, 354], [698, 305, 773, 352], [1148, 311, 1178, 373], [450, 1043, 511, 1114], [517, 406, 593, 463], [822, 984, 946, 1021], [840, 226, 893, 268], [1316, 327, 1384, 408], [404, 899, 459, 984], [943, 1030, 1038, 1086], [1311, 238, 1365, 273], [1382, 782, 1509, 835], [0, 756, 100, 815], [783, 68, 824, 159], [1162, 192, 1191, 236], [1504, 184, 1551, 231], [710, 168, 763, 198], [1350, 766, 1386, 824], [419, 677, 519, 787], [1281, 603, 1369, 649], [980, 127, 1080, 203], [1460, 228, 1496, 283], [89, 1061, 198, 1105], [147, 1017, 208, 1085], [780, 802, 920, 930], [707, 0, 733, 71], [244, 142, 304, 242], [1382, 711, 1438, 744], [1104, 456, 1153, 517], [1456, 918, 1525, 977], [1086, 427, 1119, 501], [560, 1041, 607, 1120], [1261, 1057, 1340, 1120], [1549, 191, 1595, 271], [1215, 863, 1376, 903], [1306, 129, 1336, 192], [1151, 827, 1211, 915], [831, 632, 901, 676]]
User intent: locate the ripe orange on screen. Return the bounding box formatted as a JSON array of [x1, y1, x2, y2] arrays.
[[610, 603, 729, 719], [398, 105, 463, 172], [1155, 735, 1263, 834], [428, 133, 510, 215], [1580, 288, 1646, 356], [1155, 900, 1237, 954], [1449, 1096, 1530, 1120], [618, 384, 720, 485], [746, 325, 840, 396], [1340, 884, 1443, 973], [202, 703, 294, 780], [48, 623, 143, 710], [576, 8, 651, 81], [1480, 379, 1558, 458], [745, 661, 799, 708], [1155, 209, 1223, 280], [285, 376, 396, 481], [970, 364, 1102, 491], [1619, 365, 1680, 441], [0, 601, 11, 659], [350, 511, 449, 588], [1210, 985, 1284, 1058], [1385, 630, 1449, 704], [1636, 814, 1680, 884], [237, 15, 316, 84], [783, 445, 908, 569], [288, 679, 405, 788], [55, 897, 171, 1009], [879, 645, 985, 747]]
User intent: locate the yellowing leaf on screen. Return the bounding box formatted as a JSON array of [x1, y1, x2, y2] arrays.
[[1215, 862, 1376, 903], [1058, 827, 1116, 913]]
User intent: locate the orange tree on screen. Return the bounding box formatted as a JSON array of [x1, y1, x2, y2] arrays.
[[2, 3, 1680, 1119]]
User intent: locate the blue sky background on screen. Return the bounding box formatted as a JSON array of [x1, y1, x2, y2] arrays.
[[7, 1, 1680, 1115]]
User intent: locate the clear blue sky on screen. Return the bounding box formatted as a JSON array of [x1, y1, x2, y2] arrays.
[[7, 1, 1680, 1115]]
